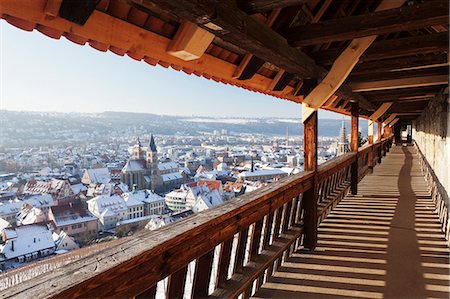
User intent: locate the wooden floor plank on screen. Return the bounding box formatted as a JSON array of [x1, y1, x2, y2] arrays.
[[252, 146, 450, 299]]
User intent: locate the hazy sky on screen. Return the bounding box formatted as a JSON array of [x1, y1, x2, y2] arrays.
[[1, 21, 342, 119]]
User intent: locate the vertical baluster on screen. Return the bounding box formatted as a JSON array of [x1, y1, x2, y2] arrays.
[[272, 207, 282, 241], [192, 250, 214, 298], [234, 227, 249, 273], [216, 238, 233, 288], [263, 212, 274, 249], [250, 219, 264, 260], [282, 200, 293, 234], [167, 266, 188, 299], [290, 196, 299, 227]]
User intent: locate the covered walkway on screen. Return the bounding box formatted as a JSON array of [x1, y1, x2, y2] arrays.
[[254, 146, 450, 299]]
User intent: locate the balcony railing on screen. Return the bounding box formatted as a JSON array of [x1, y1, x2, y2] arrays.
[[2, 136, 394, 299]]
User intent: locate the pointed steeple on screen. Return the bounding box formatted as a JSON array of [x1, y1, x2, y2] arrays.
[[149, 134, 157, 152]]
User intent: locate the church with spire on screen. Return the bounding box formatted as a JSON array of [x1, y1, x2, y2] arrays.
[[121, 135, 184, 193], [337, 119, 350, 156]]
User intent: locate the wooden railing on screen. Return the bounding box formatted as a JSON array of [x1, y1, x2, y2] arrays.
[[415, 141, 450, 245], [2, 136, 393, 299]]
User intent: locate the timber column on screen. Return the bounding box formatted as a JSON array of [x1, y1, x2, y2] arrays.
[[377, 121, 384, 159], [350, 103, 359, 195], [302, 104, 318, 250], [368, 120, 374, 171]]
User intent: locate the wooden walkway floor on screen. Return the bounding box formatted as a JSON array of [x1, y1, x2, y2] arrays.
[[253, 146, 450, 299]]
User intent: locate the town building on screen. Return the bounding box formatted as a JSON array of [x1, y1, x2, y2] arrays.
[[87, 195, 128, 231], [122, 190, 165, 216], [0, 224, 55, 269], [22, 178, 76, 205], [81, 168, 111, 185], [48, 203, 98, 245]]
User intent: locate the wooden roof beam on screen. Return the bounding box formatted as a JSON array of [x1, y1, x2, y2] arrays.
[[350, 75, 449, 92], [313, 31, 449, 66], [370, 102, 393, 121], [352, 54, 449, 75], [359, 85, 445, 99], [138, 0, 376, 113], [383, 113, 398, 125], [286, 1, 449, 46], [236, 0, 309, 14], [300, 0, 405, 120], [233, 9, 280, 79], [388, 118, 400, 127]]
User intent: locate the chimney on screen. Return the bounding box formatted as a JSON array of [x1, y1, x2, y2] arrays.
[[133, 184, 137, 193], [11, 240, 14, 252]]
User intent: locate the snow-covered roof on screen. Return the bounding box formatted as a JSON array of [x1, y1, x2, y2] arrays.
[[0, 218, 11, 233], [24, 194, 54, 208], [122, 160, 146, 172], [50, 203, 97, 227], [239, 169, 287, 177], [0, 199, 24, 216], [87, 195, 127, 217], [158, 162, 179, 171], [85, 168, 111, 184], [0, 225, 55, 260], [161, 172, 183, 182], [122, 190, 164, 204], [71, 183, 87, 195]]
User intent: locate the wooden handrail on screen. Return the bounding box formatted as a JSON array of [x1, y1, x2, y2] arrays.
[[3, 172, 313, 298], [317, 152, 356, 182]]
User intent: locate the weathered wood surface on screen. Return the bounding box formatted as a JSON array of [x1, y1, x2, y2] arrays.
[[286, 1, 449, 46]]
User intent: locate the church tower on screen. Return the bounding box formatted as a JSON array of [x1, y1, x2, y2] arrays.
[[146, 135, 162, 191], [132, 138, 144, 160], [337, 119, 349, 155]]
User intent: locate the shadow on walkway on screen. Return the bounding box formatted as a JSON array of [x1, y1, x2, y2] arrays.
[[253, 146, 450, 299]]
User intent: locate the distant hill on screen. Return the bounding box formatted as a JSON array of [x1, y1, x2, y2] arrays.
[[0, 110, 368, 147]]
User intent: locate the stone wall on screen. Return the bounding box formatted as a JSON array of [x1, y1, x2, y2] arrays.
[[413, 91, 450, 199]]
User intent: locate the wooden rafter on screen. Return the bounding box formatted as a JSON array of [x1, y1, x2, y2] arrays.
[[232, 9, 281, 79], [286, 1, 449, 46], [136, 0, 375, 112], [0, 1, 297, 99], [383, 113, 398, 125], [236, 0, 308, 14], [313, 31, 449, 66], [353, 54, 449, 75], [369, 102, 393, 121], [350, 75, 449, 92], [388, 118, 400, 127], [300, 0, 405, 120]]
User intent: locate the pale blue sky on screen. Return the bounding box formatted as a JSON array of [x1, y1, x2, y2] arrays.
[[1, 21, 342, 119]]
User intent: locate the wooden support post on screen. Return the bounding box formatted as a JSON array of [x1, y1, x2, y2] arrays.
[[368, 120, 374, 171], [377, 122, 383, 163], [302, 103, 318, 250], [350, 103, 359, 195]]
